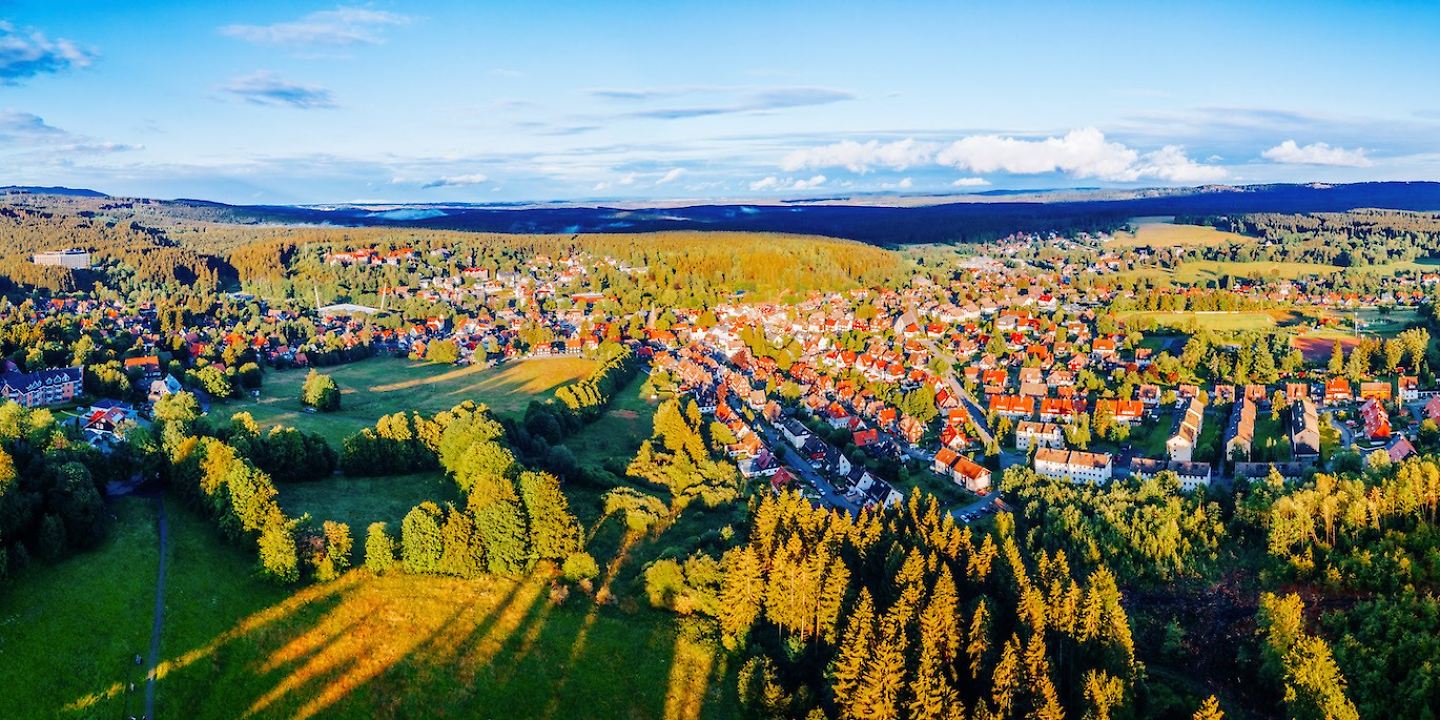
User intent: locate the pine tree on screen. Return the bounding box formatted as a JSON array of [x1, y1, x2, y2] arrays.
[[855, 610, 907, 720], [908, 632, 961, 720], [719, 545, 766, 648], [1191, 695, 1224, 720], [830, 589, 876, 715], [968, 598, 992, 680]]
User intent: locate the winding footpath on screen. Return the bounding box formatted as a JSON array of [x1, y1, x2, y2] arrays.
[[144, 495, 170, 719]]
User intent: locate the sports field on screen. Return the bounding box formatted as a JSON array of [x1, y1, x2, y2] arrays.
[[238, 356, 596, 448]]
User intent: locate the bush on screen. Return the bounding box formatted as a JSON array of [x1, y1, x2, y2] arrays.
[[300, 370, 341, 411], [562, 551, 600, 582]]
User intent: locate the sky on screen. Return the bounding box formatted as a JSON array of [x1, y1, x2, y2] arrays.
[[1, 0, 1438, 205]]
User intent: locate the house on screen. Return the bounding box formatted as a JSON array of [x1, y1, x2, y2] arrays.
[[1014, 421, 1065, 451], [932, 447, 961, 477], [780, 418, 811, 448], [1094, 398, 1144, 425], [149, 375, 182, 404], [950, 455, 992, 493], [1359, 399, 1391, 441], [1166, 397, 1206, 463], [1130, 458, 1212, 492], [738, 451, 781, 478], [1224, 398, 1257, 462], [1290, 397, 1321, 464], [123, 355, 163, 382], [1387, 435, 1417, 464], [1038, 397, 1081, 423], [1426, 395, 1440, 423], [1033, 447, 1113, 484], [1359, 381, 1392, 402], [1324, 377, 1353, 405], [1399, 375, 1419, 402], [1, 366, 83, 408], [989, 394, 1034, 419]]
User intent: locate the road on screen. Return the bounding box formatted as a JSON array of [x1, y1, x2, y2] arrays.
[[144, 494, 170, 719], [757, 422, 860, 515], [920, 338, 994, 445]]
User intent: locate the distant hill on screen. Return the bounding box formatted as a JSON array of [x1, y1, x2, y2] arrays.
[[221, 181, 1440, 245], [0, 186, 108, 198], [5, 181, 1440, 245]]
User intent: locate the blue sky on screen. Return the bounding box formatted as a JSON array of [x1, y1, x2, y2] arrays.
[[1, 0, 1438, 204]]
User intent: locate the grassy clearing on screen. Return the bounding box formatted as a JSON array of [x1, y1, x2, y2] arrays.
[[276, 472, 459, 547], [1120, 310, 1279, 333], [149, 570, 738, 720], [32, 493, 739, 719], [0, 497, 158, 719], [565, 373, 661, 471], [234, 356, 597, 448], [1108, 220, 1254, 249]]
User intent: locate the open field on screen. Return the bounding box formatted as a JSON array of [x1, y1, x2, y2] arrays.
[[149, 569, 736, 720], [0, 497, 158, 719], [236, 356, 596, 449], [564, 372, 659, 458], [22, 493, 737, 720], [276, 473, 459, 553], [1119, 310, 1283, 332], [1107, 219, 1255, 249]]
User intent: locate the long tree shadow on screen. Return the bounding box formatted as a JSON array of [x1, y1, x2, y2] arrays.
[[65, 566, 739, 719]]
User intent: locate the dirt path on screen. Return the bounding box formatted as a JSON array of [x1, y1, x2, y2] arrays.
[[144, 495, 170, 718]]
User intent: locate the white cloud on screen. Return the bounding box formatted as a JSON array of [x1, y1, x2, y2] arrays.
[[592, 181, 610, 191], [791, 174, 826, 190], [222, 71, 335, 109], [1132, 145, 1228, 182], [221, 7, 411, 46], [781, 138, 936, 173], [421, 173, 488, 188], [951, 177, 990, 187], [898, 177, 913, 189], [0, 21, 95, 85], [618, 173, 637, 186], [655, 168, 685, 185], [1261, 140, 1372, 167], [748, 174, 825, 191], [935, 128, 1223, 182]]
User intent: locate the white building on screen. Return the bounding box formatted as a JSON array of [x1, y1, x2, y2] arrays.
[[1034, 448, 1113, 484], [1015, 421, 1065, 451]]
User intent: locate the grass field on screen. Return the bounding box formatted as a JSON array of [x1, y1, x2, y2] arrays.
[[1120, 310, 1281, 332], [1107, 219, 1255, 249], [276, 473, 459, 555], [146, 566, 739, 720], [23, 492, 738, 720], [236, 356, 597, 449], [0, 497, 158, 719]]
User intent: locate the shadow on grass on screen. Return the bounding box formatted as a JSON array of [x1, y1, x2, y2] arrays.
[[67, 566, 735, 720]]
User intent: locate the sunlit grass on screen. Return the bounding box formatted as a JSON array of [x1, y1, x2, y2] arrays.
[[234, 356, 597, 448]]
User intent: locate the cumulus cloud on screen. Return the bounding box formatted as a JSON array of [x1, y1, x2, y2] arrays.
[[220, 7, 411, 46], [951, 177, 990, 187], [749, 176, 780, 191], [935, 128, 1223, 182], [655, 168, 685, 185], [1262, 139, 1372, 167], [750, 174, 826, 191], [223, 71, 336, 109], [898, 177, 913, 189], [421, 173, 488, 189], [0, 21, 94, 85], [781, 138, 936, 173]]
